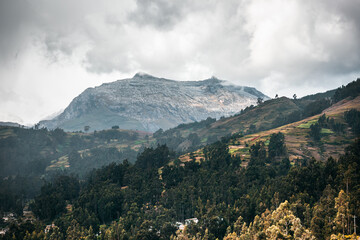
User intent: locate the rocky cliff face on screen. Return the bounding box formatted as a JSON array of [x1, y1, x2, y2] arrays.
[[40, 73, 269, 132]]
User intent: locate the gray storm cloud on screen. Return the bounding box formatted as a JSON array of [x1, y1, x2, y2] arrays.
[[128, 0, 189, 29], [0, 0, 359, 124]]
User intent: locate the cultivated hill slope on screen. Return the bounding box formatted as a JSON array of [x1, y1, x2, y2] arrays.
[[0, 126, 153, 178], [39, 73, 268, 132], [179, 96, 360, 164], [154, 96, 320, 152]]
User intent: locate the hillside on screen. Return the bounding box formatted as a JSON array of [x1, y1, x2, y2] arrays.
[[179, 96, 360, 165], [0, 126, 153, 179], [39, 73, 268, 132], [154, 95, 330, 153], [204, 97, 301, 135]]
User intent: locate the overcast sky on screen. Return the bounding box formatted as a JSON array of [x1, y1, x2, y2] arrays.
[[1, 0, 360, 125]]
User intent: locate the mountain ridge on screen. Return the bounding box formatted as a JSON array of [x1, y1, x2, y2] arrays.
[[39, 73, 269, 132]]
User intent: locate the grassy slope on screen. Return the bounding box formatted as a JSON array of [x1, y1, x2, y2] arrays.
[[156, 97, 305, 153], [178, 96, 360, 165], [203, 97, 301, 136]]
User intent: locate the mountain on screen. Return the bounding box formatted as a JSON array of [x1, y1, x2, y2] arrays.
[[39, 73, 269, 132]]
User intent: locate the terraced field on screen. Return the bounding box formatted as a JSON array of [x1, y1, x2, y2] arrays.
[[177, 96, 360, 166], [47, 133, 155, 173], [229, 97, 360, 163]]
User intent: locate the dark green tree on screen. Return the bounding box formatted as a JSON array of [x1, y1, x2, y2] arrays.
[[310, 123, 321, 141], [135, 144, 172, 170], [268, 132, 286, 159]]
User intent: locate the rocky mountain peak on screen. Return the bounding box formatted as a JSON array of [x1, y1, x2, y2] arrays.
[[39, 74, 269, 132]]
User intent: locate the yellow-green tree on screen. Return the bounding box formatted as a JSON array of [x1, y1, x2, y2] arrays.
[[224, 201, 315, 240], [66, 219, 87, 240], [334, 190, 350, 236], [45, 226, 63, 240]]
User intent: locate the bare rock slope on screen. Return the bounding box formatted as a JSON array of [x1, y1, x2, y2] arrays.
[[40, 73, 268, 132]]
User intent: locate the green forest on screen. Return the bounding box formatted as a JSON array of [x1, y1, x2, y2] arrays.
[[0, 79, 360, 240]]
